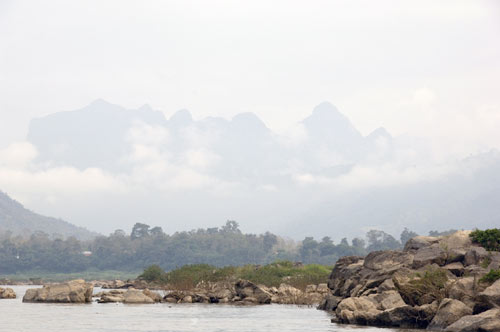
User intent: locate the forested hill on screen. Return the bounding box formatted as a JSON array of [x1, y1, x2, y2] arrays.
[[0, 191, 97, 240]]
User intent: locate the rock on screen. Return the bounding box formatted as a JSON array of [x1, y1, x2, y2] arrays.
[[98, 294, 124, 303], [369, 290, 406, 311], [413, 245, 447, 268], [474, 279, 500, 313], [235, 280, 271, 304], [441, 231, 473, 251], [122, 289, 154, 304], [443, 262, 465, 277], [363, 250, 413, 272], [335, 297, 381, 325], [378, 278, 396, 292], [181, 295, 193, 303], [242, 296, 258, 303], [448, 277, 476, 306], [316, 283, 329, 293], [22, 280, 93, 303], [445, 308, 500, 332], [142, 289, 162, 302], [464, 247, 489, 266], [373, 303, 437, 329], [318, 294, 342, 311], [0, 287, 16, 299], [428, 298, 473, 330], [404, 236, 440, 252], [305, 284, 317, 293]]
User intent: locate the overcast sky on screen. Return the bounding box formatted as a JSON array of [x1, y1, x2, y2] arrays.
[[1, 0, 499, 157]]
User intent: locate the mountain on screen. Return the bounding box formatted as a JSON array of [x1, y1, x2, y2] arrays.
[[0, 191, 97, 240], [19, 99, 500, 239], [27, 99, 167, 171]]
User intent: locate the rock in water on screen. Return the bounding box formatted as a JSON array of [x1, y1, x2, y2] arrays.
[[444, 309, 500, 332], [23, 280, 93, 303], [0, 287, 16, 299], [122, 289, 154, 304]]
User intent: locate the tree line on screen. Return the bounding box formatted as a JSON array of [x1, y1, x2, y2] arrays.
[[0, 221, 454, 274]]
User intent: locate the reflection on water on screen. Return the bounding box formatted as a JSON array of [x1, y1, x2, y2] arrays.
[[0, 285, 415, 332]]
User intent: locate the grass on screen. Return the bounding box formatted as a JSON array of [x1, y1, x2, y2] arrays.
[[141, 260, 332, 291], [480, 269, 500, 284], [0, 270, 141, 283], [395, 268, 448, 306]]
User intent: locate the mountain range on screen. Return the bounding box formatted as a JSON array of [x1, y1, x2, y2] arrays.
[[1, 99, 498, 239]]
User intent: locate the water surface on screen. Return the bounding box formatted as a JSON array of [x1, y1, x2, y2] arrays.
[[0, 285, 415, 332]]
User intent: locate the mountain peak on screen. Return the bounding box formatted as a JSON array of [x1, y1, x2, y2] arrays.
[[367, 127, 392, 140]]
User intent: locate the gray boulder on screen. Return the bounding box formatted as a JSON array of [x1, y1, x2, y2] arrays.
[[445, 309, 500, 332], [428, 298, 473, 330], [23, 280, 93, 303], [413, 245, 448, 269], [235, 280, 272, 304]]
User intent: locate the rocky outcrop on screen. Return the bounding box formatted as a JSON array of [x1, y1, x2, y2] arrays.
[[0, 287, 16, 299], [320, 231, 500, 330], [23, 280, 93, 303], [95, 280, 327, 305]]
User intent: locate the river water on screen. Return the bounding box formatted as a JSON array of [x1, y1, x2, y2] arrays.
[[0, 286, 417, 332]]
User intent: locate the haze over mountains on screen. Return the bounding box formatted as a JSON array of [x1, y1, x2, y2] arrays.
[[1, 100, 499, 240]]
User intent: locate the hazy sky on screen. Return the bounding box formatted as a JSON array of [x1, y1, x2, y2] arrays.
[[1, 0, 499, 158]]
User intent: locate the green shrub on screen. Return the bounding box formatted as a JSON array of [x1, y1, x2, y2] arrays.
[[480, 269, 500, 283], [139, 264, 168, 283], [470, 229, 500, 251]]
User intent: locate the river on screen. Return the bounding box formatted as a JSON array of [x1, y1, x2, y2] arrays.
[[0, 285, 418, 332]]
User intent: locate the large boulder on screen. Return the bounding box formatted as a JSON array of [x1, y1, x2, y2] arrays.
[[318, 293, 342, 311], [428, 298, 473, 330], [23, 280, 93, 303], [335, 297, 381, 324], [404, 236, 440, 252], [464, 247, 489, 266], [0, 287, 16, 299], [122, 289, 154, 304], [474, 279, 500, 313], [235, 280, 272, 304], [448, 277, 476, 306], [445, 309, 500, 332], [412, 245, 448, 268], [373, 302, 437, 328], [363, 250, 413, 272]]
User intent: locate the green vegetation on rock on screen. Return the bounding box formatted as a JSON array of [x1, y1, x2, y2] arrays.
[[480, 269, 500, 283], [395, 268, 448, 306], [470, 228, 500, 251]]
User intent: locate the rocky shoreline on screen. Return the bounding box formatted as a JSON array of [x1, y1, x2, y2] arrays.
[[15, 278, 328, 305], [318, 231, 500, 331]]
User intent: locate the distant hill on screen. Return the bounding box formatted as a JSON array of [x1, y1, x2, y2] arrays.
[[0, 191, 97, 240]]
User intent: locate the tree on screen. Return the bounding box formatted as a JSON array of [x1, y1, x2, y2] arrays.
[[130, 223, 150, 240], [352, 237, 365, 249], [262, 232, 278, 251], [400, 228, 418, 246], [366, 230, 401, 251], [220, 220, 241, 234]]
